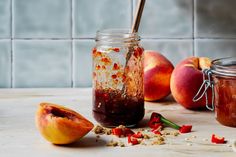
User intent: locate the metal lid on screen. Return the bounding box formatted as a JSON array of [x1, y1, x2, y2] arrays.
[[211, 57, 236, 77]]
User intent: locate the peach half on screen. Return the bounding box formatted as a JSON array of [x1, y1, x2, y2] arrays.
[[35, 103, 94, 145]]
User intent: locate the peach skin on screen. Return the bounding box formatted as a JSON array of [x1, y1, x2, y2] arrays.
[[170, 57, 212, 110], [144, 50, 174, 101]]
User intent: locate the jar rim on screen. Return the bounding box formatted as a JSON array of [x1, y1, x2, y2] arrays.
[[211, 56, 236, 77], [96, 29, 140, 44], [97, 29, 138, 36]]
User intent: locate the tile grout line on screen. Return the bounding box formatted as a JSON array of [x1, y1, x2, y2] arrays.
[[10, 0, 14, 88], [1, 37, 236, 41], [193, 0, 196, 56], [71, 0, 75, 88]]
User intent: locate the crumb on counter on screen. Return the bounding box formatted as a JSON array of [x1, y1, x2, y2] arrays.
[[93, 125, 112, 135], [106, 140, 125, 147]]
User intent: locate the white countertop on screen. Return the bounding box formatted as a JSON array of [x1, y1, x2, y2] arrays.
[[0, 88, 235, 157]]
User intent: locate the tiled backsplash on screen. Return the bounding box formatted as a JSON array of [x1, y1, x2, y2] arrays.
[[0, 0, 235, 88]]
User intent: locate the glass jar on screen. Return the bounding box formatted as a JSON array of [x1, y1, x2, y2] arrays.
[[211, 57, 236, 127], [92, 29, 144, 127], [194, 57, 236, 127]]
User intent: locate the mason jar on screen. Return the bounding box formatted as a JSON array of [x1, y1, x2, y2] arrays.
[[92, 29, 144, 127], [211, 57, 236, 127], [194, 57, 236, 127]]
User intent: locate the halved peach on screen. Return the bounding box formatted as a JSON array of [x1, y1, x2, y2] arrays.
[[35, 102, 94, 145]]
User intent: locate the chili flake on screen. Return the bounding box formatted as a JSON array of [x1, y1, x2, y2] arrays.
[[113, 63, 120, 70], [95, 65, 101, 70], [211, 134, 226, 144], [111, 74, 117, 79], [101, 57, 111, 64], [179, 125, 192, 133], [134, 47, 144, 58], [112, 48, 120, 52]]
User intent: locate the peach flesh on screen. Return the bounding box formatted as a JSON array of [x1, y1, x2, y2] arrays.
[[36, 103, 94, 145]]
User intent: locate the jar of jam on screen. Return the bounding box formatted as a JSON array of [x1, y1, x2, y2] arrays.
[[211, 57, 236, 127], [92, 29, 144, 127], [194, 57, 236, 127]]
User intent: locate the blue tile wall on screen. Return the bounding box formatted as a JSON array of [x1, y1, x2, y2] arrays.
[[141, 39, 193, 65], [13, 40, 72, 88], [0, 0, 11, 38], [135, 0, 193, 38], [0, 40, 11, 87], [0, 0, 235, 88], [195, 0, 236, 38], [73, 0, 132, 38], [73, 40, 94, 87], [13, 0, 71, 38]]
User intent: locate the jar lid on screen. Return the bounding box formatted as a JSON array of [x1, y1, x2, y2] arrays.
[[211, 57, 236, 77]]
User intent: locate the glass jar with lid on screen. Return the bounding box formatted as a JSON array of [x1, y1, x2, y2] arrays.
[[194, 57, 236, 127], [211, 57, 236, 127]]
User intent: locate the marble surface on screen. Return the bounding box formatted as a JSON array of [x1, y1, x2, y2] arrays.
[[0, 88, 235, 157]]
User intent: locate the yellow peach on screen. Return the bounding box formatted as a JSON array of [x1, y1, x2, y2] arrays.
[[144, 50, 174, 101], [35, 103, 94, 145], [170, 57, 212, 110]]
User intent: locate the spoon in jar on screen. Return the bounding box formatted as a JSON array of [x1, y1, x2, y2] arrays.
[[122, 0, 146, 95]]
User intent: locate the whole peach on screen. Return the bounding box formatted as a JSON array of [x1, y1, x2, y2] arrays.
[[35, 103, 94, 145], [170, 57, 211, 110], [144, 50, 174, 101]]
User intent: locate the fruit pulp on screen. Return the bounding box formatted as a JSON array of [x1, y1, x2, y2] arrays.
[[213, 67, 236, 127], [93, 89, 144, 127]]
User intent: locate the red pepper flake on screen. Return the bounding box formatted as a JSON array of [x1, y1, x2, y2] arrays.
[[92, 48, 97, 54], [101, 57, 111, 64], [102, 65, 106, 70], [113, 63, 120, 70], [122, 75, 126, 82], [211, 134, 226, 144], [134, 47, 144, 58], [132, 132, 143, 138], [128, 135, 140, 145], [95, 65, 101, 70], [92, 48, 102, 57], [152, 129, 162, 135], [111, 74, 117, 79], [97, 51, 102, 56], [111, 126, 134, 137], [112, 48, 120, 52], [112, 128, 123, 137], [179, 125, 192, 133]]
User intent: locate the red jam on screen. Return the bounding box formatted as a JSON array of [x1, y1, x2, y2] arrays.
[[213, 70, 236, 127], [93, 89, 144, 127], [210, 57, 236, 127]]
